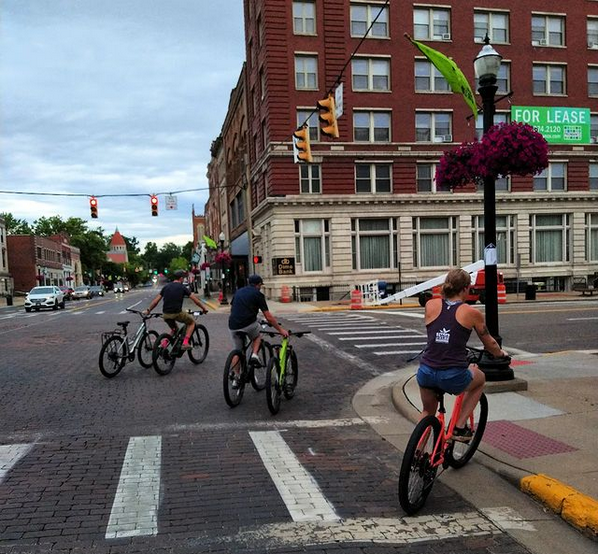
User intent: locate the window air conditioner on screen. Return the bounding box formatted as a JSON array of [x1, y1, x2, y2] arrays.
[[532, 40, 540, 46], [443, 134, 453, 142], [539, 39, 547, 46], [433, 136, 444, 143], [442, 33, 451, 40], [589, 42, 598, 49]]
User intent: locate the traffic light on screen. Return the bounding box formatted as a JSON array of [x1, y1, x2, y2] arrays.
[[150, 195, 158, 216], [293, 125, 313, 163], [253, 255, 262, 264], [89, 197, 98, 219], [317, 94, 339, 138]]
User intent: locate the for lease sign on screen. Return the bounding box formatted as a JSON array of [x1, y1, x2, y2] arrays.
[[511, 106, 591, 144]]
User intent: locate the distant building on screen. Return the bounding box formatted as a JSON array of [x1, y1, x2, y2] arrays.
[[0, 216, 13, 297], [107, 228, 129, 264], [50, 233, 83, 287], [7, 235, 64, 292]]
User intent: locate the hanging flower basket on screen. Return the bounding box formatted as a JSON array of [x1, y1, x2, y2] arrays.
[[36, 274, 44, 281], [65, 276, 73, 281], [214, 251, 232, 267], [191, 268, 201, 275], [436, 122, 549, 190], [199, 262, 211, 271]]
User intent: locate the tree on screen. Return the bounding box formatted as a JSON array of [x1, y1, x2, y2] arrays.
[[168, 256, 189, 275], [182, 241, 194, 263], [0, 213, 32, 234]]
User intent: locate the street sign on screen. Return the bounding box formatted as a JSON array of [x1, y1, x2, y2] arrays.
[[273, 257, 295, 276], [511, 106, 591, 144], [335, 83, 343, 119], [165, 195, 178, 210], [191, 253, 200, 264]]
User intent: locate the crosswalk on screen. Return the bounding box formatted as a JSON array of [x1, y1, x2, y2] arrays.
[[0, 421, 532, 548], [0, 308, 135, 321], [285, 313, 427, 357]]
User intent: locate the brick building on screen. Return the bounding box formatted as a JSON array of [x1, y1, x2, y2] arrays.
[[0, 216, 13, 298], [207, 0, 598, 299], [50, 233, 83, 287], [107, 228, 129, 265]]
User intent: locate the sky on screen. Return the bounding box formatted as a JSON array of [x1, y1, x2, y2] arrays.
[[0, 0, 246, 250]]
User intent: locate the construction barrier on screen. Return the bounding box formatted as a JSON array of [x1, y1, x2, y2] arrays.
[[280, 285, 291, 303], [432, 286, 442, 299], [497, 283, 507, 304], [350, 288, 363, 310], [356, 280, 380, 304]]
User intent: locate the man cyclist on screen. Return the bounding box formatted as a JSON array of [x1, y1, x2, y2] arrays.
[[229, 274, 288, 366], [144, 269, 209, 350], [417, 268, 508, 441]]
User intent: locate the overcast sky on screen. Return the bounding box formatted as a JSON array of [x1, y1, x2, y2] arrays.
[[0, 0, 245, 250]]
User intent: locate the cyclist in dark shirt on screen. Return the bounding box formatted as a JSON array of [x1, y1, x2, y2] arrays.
[[229, 274, 288, 365], [418, 268, 507, 441], [144, 269, 209, 350]]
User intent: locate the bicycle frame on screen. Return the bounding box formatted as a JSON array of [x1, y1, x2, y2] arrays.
[[277, 338, 289, 381], [426, 392, 466, 468]]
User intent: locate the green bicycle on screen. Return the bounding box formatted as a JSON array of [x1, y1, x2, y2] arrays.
[[263, 329, 310, 415]]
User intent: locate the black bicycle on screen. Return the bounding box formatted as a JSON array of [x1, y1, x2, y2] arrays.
[[152, 310, 209, 376], [98, 308, 161, 378], [223, 322, 273, 408]]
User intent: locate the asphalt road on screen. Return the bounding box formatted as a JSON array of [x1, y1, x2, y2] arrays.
[[0, 290, 595, 553]]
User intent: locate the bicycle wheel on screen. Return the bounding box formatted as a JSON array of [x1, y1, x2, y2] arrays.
[[283, 349, 298, 400], [445, 393, 488, 469], [137, 330, 159, 368], [188, 325, 209, 364], [265, 356, 282, 415], [152, 333, 176, 376], [250, 340, 271, 391], [398, 415, 441, 515], [99, 335, 127, 378], [223, 349, 246, 407]]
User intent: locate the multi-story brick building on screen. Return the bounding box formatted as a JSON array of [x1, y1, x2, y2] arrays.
[[208, 0, 598, 299], [0, 216, 13, 299], [50, 233, 83, 287]]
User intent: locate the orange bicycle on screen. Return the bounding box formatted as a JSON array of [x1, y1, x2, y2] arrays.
[[398, 346, 510, 514]]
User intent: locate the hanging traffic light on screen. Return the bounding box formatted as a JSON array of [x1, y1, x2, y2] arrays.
[[150, 195, 158, 216], [89, 197, 98, 219], [317, 94, 339, 138], [293, 125, 312, 163], [253, 255, 262, 264]]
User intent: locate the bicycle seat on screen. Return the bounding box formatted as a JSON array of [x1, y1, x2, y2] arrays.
[[117, 321, 130, 328], [422, 386, 450, 397]]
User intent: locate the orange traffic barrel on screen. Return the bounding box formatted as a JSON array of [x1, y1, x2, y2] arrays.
[[497, 284, 507, 304], [280, 285, 291, 303], [432, 286, 442, 299], [350, 288, 363, 310]]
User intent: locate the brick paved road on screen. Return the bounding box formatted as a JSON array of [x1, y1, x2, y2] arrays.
[[0, 294, 533, 553]]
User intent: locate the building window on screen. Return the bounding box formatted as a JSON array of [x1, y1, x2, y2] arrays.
[[589, 67, 598, 97], [530, 214, 570, 263], [416, 112, 452, 142], [355, 163, 391, 193], [474, 10, 509, 43], [352, 57, 390, 91], [300, 164, 321, 194], [415, 60, 449, 92], [472, 215, 515, 264], [475, 112, 509, 140], [294, 219, 330, 272], [413, 7, 450, 41], [587, 214, 598, 261], [533, 162, 566, 191], [592, 114, 598, 143], [297, 109, 319, 142], [416, 163, 447, 193], [532, 14, 565, 47], [588, 18, 598, 48], [351, 218, 398, 270], [350, 3, 389, 38], [412, 217, 458, 268], [353, 110, 391, 142], [293, 1, 316, 35], [590, 163, 598, 190], [295, 55, 318, 89], [230, 191, 246, 229], [260, 69, 266, 100], [533, 64, 565, 95], [476, 63, 509, 94]]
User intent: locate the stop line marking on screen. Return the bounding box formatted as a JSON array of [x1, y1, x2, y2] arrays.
[[0, 444, 33, 484]]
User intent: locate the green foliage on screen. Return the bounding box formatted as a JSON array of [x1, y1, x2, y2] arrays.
[[0, 213, 32, 234], [168, 256, 188, 275]]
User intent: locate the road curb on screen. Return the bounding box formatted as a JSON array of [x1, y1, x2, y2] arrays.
[[520, 474, 598, 538], [309, 303, 420, 312]]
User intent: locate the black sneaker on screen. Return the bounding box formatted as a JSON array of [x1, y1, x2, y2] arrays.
[[452, 425, 473, 442], [249, 354, 262, 368]]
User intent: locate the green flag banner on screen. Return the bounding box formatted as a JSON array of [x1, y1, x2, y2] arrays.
[[203, 235, 218, 249], [405, 34, 478, 118]]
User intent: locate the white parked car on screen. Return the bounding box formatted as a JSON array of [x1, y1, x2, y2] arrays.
[[25, 286, 65, 312]]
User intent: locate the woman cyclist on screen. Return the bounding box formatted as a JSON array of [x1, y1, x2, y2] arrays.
[[417, 268, 508, 441]]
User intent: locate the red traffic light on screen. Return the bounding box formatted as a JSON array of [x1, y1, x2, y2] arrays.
[[253, 255, 262, 264], [150, 195, 158, 216], [89, 197, 98, 218]]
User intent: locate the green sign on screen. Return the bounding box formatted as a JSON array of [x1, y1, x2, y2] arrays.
[[511, 106, 591, 144]]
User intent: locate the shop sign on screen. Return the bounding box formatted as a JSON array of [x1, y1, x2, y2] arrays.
[[511, 106, 591, 144], [273, 257, 295, 276]]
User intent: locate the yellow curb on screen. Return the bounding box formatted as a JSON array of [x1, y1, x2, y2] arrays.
[[203, 299, 221, 311], [520, 474, 598, 537]]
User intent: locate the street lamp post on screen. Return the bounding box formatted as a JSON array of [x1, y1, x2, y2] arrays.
[[219, 231, 228, 305], [474, 36, 513, 381]]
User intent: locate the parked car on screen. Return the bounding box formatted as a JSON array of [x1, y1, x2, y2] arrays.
[[89, 285, 105, 297], [123, 284, 130, 292], [59, 285, 74, 300], [113, 282, 125, 293], [25, 286, 65, 312], [72, 285, 92, 300]]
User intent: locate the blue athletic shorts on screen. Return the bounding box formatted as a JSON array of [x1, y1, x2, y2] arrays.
[[416, 363, 473, 395]]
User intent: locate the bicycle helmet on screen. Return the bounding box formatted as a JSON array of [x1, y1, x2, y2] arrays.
[[173, 269, 186, 279]]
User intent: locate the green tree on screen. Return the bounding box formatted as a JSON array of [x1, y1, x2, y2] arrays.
[[182, 240, 194, 263], [0, 212, 32, 234], [142, 242, 160, 273], [168, 256, 189, 275]]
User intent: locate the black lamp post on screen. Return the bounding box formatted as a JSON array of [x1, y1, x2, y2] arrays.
[[474, 36, 513, 381], [219, 231, 229, 305]]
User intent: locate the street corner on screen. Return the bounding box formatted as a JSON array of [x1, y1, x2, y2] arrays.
[[520, 473, 598, 538]]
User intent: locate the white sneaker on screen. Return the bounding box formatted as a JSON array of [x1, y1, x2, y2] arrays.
[[249, 354, 262, 367]]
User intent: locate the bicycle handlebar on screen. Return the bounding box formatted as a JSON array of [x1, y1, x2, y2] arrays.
[[466, 345, 511, 364], [261, 330, 311, 338], [126, 308, 162, 319], [187, 309, 208, 315]]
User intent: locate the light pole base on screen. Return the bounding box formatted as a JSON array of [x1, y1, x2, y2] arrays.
[[478, 351, 514, 381]]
